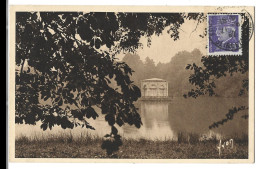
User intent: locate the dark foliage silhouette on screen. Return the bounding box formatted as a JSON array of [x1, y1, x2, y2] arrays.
[[15, 12, 189, 155]]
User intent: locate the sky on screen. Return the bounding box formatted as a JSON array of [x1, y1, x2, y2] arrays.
[[116, 18, 207, 64]]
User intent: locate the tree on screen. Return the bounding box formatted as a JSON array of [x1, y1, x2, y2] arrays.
[[122, 53, 146, 87], [15, 12, 187, 155], [143, 57, 157, 79]]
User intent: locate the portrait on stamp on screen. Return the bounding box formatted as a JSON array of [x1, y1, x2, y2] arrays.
[[208, 14, 242, 55]]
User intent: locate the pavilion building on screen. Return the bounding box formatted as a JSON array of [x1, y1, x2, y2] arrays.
[[141, 78, 169, 99]]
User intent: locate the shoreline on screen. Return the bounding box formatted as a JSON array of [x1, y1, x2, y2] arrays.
[[15, 133, 248, 159]]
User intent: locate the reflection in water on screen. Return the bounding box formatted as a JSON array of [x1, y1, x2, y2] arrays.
[[15, 97, 248, 141], [120, 101, 176, 140], [141, 101, 169, 129]]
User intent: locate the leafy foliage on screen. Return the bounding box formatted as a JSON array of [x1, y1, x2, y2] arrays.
[[209, 106, 248, 129], [15, 12, 187, 155]]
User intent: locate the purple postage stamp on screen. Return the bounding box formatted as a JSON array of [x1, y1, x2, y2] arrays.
[[208, 14, 242, 56]]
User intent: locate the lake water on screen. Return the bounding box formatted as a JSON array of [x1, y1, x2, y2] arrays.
[[15, 97, 248, 140]]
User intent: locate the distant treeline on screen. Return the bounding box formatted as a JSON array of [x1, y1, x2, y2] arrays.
[[121, 49, 248, 97]]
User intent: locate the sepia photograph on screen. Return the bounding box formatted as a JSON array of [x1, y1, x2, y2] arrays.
[[8, 5, 255, 163]]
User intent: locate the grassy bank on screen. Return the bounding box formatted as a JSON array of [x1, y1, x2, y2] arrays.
[[15, 133, 248, 159]]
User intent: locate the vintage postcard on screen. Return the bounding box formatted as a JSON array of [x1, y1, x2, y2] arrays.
[[8, 6, 255, 163]]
